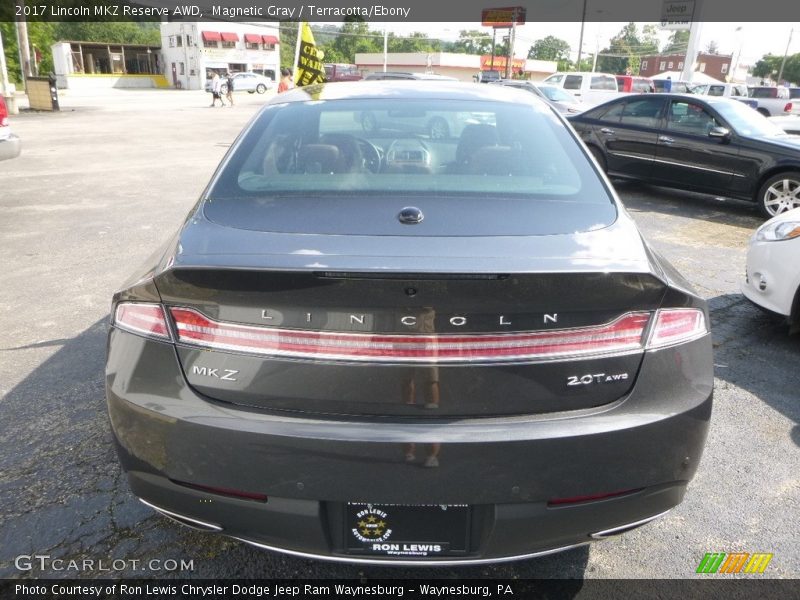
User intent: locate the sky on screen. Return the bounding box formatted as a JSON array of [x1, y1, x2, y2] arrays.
[[371, 22, 799, 67]]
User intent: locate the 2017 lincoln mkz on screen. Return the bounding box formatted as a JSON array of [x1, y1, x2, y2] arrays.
[[106, 82, 713, 564]]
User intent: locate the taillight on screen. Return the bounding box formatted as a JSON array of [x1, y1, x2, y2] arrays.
[[169, 307, 651, 363], [0, 97, 8, 126], [114, 303, 171, 340], [784, 102, 793, 113], [646, 308, 706, 349]]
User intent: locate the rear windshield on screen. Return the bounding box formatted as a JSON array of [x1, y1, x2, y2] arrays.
[[206, 97, 615, 236]]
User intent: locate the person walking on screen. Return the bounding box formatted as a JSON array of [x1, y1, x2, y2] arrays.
[[210, 71, 226, 107], [225, 72, 235, 106]]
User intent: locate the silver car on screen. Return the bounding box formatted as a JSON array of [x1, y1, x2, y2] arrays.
[[490, 80, 584, 114], [206, 72, 274, 95]]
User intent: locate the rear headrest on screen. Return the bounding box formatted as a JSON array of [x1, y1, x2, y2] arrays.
[[455, 124, 500, 165], [467, 146, 530, 176], [298, 144, 341, 173]]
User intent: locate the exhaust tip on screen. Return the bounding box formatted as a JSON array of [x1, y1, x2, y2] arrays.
[[139, 498, 223, 533]]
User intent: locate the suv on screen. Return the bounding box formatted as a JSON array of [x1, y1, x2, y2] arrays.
[[542, 72, 620, 106], [0, 95, 21, 161], [475, 70, 502, 83], [324, 64, 362, 82]]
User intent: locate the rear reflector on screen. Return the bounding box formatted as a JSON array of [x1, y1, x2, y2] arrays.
[[114, 303, 171, 340], [169, 307, 651, 364], [172, 480, 268, 502], [548, 488, 643, 506], [647, 308, 706, 349]]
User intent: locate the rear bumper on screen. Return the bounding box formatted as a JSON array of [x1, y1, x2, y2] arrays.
[[0, 133, 21, 161], [107, 329, 713, 563]]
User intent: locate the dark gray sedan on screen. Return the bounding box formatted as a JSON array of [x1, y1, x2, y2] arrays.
[[107, 82, 713, 565]]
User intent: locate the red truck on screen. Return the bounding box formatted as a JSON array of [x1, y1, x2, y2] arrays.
[[324, 64, 362, 82]]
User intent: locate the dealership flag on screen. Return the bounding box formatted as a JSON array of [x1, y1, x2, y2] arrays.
[[295, 22, 326, 87]]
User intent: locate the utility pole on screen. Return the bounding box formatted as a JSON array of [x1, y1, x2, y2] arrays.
[[0, 28, 11, 99], [576, 0, 587, 69], [506, 7, 518, 79], [15, 0, 33, 90], [777, 28, 794, 84]]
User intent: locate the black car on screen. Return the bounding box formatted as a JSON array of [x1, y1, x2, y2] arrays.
[[107, 82, 713, 565], [567, 93, 800, 218]]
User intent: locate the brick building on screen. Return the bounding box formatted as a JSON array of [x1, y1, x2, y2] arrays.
[[638, 51, 732, 81]]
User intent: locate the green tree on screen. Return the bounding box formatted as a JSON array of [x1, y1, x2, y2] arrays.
[[751, 54, 781, 79], [452, 30, 492, 55], [324, 17, 381, 63], [527, 36, 570, 62], [663, 30, 690, 53], [597, 22, 658, 75], [279, 21, 297, 69], [54, 22, 159, 45], [388, 32, 439, 54]]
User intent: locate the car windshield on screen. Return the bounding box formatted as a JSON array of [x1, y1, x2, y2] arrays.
[[711, 99, 786, 137], [536, 86, 575, 103], [212, 98, 607, 199], [206, 97, 615, 235]]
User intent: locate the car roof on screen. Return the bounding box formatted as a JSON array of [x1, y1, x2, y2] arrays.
[[591, 93, 748, 107], [271, 81, 549, 105]]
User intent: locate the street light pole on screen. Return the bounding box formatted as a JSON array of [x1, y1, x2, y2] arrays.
[[576, 0, 587, 69], [777, 28, 794, 84]]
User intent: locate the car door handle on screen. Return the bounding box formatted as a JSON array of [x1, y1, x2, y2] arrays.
[[659, 135, 675, 144], [600, 128, 615, 135]]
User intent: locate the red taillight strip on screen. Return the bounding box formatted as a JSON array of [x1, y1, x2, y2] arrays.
[[114, 303, 171, 340], [168, 307, 651, 364]]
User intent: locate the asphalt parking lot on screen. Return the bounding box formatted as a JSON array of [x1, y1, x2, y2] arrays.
[[0, 87, 797, 580]]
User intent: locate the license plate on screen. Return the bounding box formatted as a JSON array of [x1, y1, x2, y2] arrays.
[[345, 503, 470, 557]]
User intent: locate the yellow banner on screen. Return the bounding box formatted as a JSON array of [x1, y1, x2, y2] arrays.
[[295, 22, 326, 87]]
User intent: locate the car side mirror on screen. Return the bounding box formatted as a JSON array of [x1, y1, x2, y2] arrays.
[[708, 126, 731, 140]]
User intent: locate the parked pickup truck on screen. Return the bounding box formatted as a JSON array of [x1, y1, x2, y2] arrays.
[[748, 86, 798, 117], [690, 82, 758, 109]]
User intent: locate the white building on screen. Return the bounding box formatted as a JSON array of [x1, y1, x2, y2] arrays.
[[354, 52, 556, 82], [160, 22, 280, 90]]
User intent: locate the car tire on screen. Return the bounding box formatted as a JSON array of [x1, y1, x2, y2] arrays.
[[220, 84, 228, 95], [428, 117, 449, 139], [256, 84, 267, 94], [757, 107, 770, 117], [248, 90, 255, 94], [756, 171, 800, 218], [589, 146, 607, 173]]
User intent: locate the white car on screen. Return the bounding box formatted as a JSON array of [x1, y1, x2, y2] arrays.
[[741, 207, 800, 330], [206, 72, 274, 94]]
